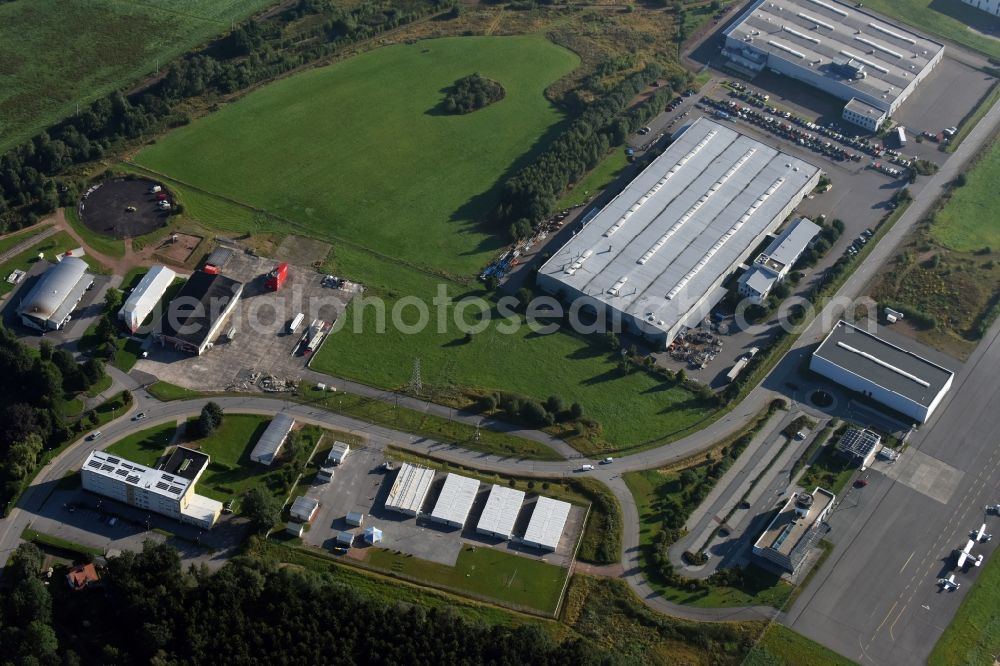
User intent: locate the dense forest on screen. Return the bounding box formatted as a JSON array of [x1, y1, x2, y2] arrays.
[[442, 74, 506, 114], [0, 540, 622, 666], [0, 324, 106, 513]]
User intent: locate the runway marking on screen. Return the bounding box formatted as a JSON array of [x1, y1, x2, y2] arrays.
[[875, 601, 897, 633], [899, 550, 915, 574], [889, 603, 907, 641]]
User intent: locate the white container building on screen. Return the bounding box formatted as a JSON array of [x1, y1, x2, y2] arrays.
[[119, 265, 176, 333]]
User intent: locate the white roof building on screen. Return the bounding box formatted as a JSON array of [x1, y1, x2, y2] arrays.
[[336, 530, 354, 547], [384, 463, 435, 516], [428, 473, 480, 528], [17, 257, 94, 331], [537, 118, 819, 349], [250, 413, 294, 466], [80, 448, 222, 529], [346, 511, 365, 527], [520, 496, 572, 551], [290, 495, 319, 522], [737, 217, 820, 304], [327, 441, 350, 465], [119, 265, 176, 333], [476, 485, 526, 540]]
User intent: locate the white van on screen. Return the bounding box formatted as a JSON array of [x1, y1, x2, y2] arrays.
[[580, 464, 594, 471], [288, 312, 304, 333]]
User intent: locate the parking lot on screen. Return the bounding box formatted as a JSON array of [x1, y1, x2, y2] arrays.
[[300, 447, 583, 568], [134, 249, 358, 392]]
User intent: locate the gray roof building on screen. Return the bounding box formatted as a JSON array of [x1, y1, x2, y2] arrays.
[[537, 118, 819, 348], [738, 217, 820, 303], [250, 413, 295, 466], [17, 257, 94, 331], [723, 0, 944, 125], [753, 487, 834, 572], [835, 428, 882, 467], [810, 320, 954, 423], [155, 270, 243, 355]]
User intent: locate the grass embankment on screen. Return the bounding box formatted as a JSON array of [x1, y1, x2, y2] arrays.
[[853, 0, 1000, 60], [366, 545, 567, 615], [104, 422, 177, 466], [744, 623, 857, 666], [302, 384, 562, 461], [624, 407, 794, 608], [146, 381, 203, 402], [555, 149, 630, 210], [21, 527, 104, 559], [387, 447, 622, 565], [0, 0, 276, 153], [930, 532, 1000, 666], [872, 136, 1000, 358]]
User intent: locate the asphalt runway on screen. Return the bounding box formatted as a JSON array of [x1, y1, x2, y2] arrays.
[[784, 317, 1000, 665]]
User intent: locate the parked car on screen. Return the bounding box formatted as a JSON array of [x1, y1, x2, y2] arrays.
[[87, 431, 102, 441]]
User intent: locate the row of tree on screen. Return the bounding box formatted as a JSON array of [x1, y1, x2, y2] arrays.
[[2, 540, 618, 665]]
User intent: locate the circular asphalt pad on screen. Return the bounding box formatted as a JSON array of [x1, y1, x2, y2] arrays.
[[79, 177, 172, 239]]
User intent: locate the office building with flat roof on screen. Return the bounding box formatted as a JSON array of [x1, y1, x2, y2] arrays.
[[753, 486, 834, 572], [723, 0, 944, 130]]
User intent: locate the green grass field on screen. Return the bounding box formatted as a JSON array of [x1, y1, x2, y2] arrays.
[[0, 0, 275, 153], [184, 414, 270, 502], [367, 545, 567, 614], [105, 422, 177, 466], [0, 230, 100, 296], [744, 625, 857, 666], [930, 537, 1000, 666], [147, 381, 204, 402], [932, 139, 1000, 252], [135, 36, 579, 277], [0, 225, 50, 256], [856, 0, 1000, 60]]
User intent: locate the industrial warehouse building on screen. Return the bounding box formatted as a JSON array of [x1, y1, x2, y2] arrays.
[[476, 485, 526, 540], [810, 320, 954, 423], [520, 497, 572, 551], [428, 473, 480, 528], [385, 463, 435, 516], [754, 487, 834, 572], [154, 270, 243, 355], [119, 265, 176, 333], [81, 447, 222, 529], [961, 0, 1000, 17], [722, 0, 944, 130], [737, 217, 820, 304], [537, 118, 819, 349], [17, 257, 94, 331], [250, 413, 294, 466]]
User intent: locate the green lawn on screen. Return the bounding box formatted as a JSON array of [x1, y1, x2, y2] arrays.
[[932, 138, 1000, 252], [856, 0, 1000, 60], [367, 544, 567, 614], [744, 625, 857, 666], [556, 149, 630, 210], [64, 205, 126, 258], [0, 230, 98, 296], [930, 535, 1000, 666], [85, 374, 113, 398], [147, 381, 204, 402], [105, 422, 177, 467], [799, 445, 855, 497], [183, 414, 273, 503], [0, 225, 51, 256], [0, 0, 276, 153], [135, 35, 579, 278]]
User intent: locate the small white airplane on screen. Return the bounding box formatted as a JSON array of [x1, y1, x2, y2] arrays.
[[937, 574, 961, 591], [957, 539, 984, 568], [971, 523, 993, 543]]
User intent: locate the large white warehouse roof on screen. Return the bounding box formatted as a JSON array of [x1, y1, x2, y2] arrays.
[[17, 257, 93, 330], [537, 118, 818, 344], [428, 473, 480, 528], [521, 496, 572, 551], [250, 413, 294, 466], [476, 485, 526, 540], [119, 265, 176, 333], [385, 463, 435, 516]]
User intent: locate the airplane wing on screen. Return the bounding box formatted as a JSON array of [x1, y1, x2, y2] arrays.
[[966, 538, 977, 554], [978, 523, 987, 541], [958, 551, 968, 568]]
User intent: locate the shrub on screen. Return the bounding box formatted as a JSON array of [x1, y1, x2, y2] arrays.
[[441, 74, 506, 114]]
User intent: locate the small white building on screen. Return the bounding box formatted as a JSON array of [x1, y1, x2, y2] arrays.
[[336, 530, 354, 547], [476, 485, 526, 540], [346, 511, 365, 527], [520, 497, 572, 551], [363, 526, 383, 545], [835, 428, 883, 468], [286, 522, 305, 538], [119, 265, 176, 333], [289, 496, 319, 523], [326, 441, 351, 466], [250, 414, 295, 466], [384, 463, 435, 516], [737, 217, 820, 304], [428, 473, 480, 528]]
